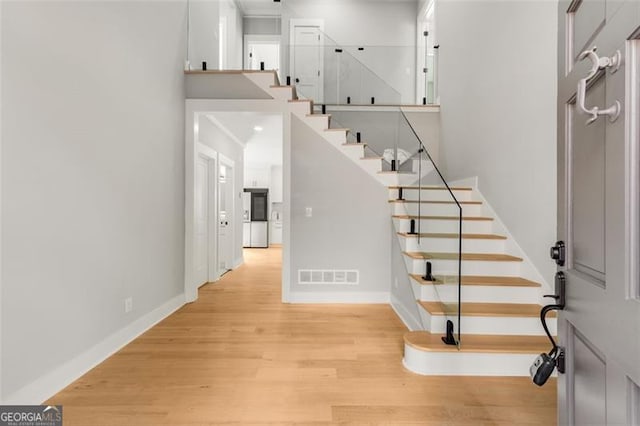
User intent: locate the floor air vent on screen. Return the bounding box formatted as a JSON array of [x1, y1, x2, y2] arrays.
[[298, 269, 359, 285]]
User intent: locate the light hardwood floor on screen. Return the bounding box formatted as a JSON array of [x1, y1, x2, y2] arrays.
[[47, 247, 556, 425]]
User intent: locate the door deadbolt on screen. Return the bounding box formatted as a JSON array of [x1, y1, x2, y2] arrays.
[[550, 241, 565, 266]]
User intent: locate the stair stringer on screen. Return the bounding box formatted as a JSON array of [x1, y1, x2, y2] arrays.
[[243, 72, 422, 187], [449, 177, 553, 302]]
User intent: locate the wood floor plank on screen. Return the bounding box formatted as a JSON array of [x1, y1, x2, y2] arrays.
[[46, 247, 556, 425]]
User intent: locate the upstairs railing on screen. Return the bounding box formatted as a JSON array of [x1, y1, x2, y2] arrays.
[[185, 0, 438, 105], [285, 29, 403, 106]]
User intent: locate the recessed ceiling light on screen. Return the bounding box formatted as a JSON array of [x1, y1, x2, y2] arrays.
[[254, 126, 264, 132]]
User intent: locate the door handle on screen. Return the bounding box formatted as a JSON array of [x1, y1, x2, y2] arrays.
[[576, 47, 622, 125], [295, 78, 300, 83], [543, 271, 566, 309], [549, 240, 565, 267]]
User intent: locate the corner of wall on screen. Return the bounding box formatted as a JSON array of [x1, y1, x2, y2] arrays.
[[3, 294, 185, 405]]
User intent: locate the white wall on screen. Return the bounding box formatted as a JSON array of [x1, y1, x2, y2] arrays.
[[436, 0, 558, 282], [199, 116, 245, 266], [281, 0, 418, 103], [289, 115, 391, 302], [1, 1, 187, 402]]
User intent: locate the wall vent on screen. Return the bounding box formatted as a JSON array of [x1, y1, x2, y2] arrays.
[[298, 269, 359, 285]]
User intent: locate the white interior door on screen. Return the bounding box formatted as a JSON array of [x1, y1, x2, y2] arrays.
[[195, 155, 211, 287], [218, 160, 234, 276], [291, 24, 323, 102], [557, 1, 640, 424]]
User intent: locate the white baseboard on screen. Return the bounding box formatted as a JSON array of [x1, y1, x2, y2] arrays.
[[287, 291, 389, 304], [390, 296, 423, 331], [233, 257, 244, 269], [3, 294, 186, 405]]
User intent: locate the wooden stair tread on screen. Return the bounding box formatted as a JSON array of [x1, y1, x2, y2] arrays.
[[398, 232, 506, 240], [389, 185, 473, 191], [409, 274, 541, 287], [389, 200, 482, 205], [418, 301, 555, 317], [404, 252, 523, 262], [404, 331, 551, 353], [393, 215, 494, 221]]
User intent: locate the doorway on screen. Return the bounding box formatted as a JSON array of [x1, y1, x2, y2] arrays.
[[289, 19, 324, 103], [218, 155, 235, 277], [244, 35, 281, 76]]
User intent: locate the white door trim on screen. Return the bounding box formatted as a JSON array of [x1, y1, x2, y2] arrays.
[[289, 19, 324, 102], [185, 113, 218, 303], [217, 154, 236, 278], [186, 101, 289, 304]]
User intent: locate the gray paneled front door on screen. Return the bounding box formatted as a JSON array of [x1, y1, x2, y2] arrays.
[[557, 0, 640, 424]]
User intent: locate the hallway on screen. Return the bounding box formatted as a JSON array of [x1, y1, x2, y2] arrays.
[[48, 248, 556, 425]]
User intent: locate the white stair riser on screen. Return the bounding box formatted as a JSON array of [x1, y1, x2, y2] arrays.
[[243, 72, 276, 90], [403, 347, 556, 377], [418, 308, 556, 336], [305, 116, 330, 131], [340, 145, 367, 162], [392, 202, 483, 217], [389, 189, 475, 202], [404, 257, 522, 277], [410, 280, 540, 304], [376, 174, 401, 187], [399, 236, 506, 253], [393, 218, 494, 235], [289, 102, 312, 116], [358, 159, 384, 174], [268, 87, 295, 101], [323, 131, 348, 145]]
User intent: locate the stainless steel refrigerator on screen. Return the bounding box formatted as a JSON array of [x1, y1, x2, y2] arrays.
[[242, 188, 268, 248]]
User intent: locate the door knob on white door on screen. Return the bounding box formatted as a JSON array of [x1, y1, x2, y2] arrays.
[[576, 47, 622, 125]]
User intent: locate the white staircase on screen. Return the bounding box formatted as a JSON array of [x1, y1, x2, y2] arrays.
[[240, 71, 553, 377]]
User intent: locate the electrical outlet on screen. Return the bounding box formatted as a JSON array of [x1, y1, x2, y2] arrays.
[[305, 207, 313, 217], [124, 297, 133, 313]]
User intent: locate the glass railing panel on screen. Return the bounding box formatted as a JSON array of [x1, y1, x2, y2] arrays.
[[396, 108, 461, 348], [323, 106, 461, 348], [286, 29, 402, 106]]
